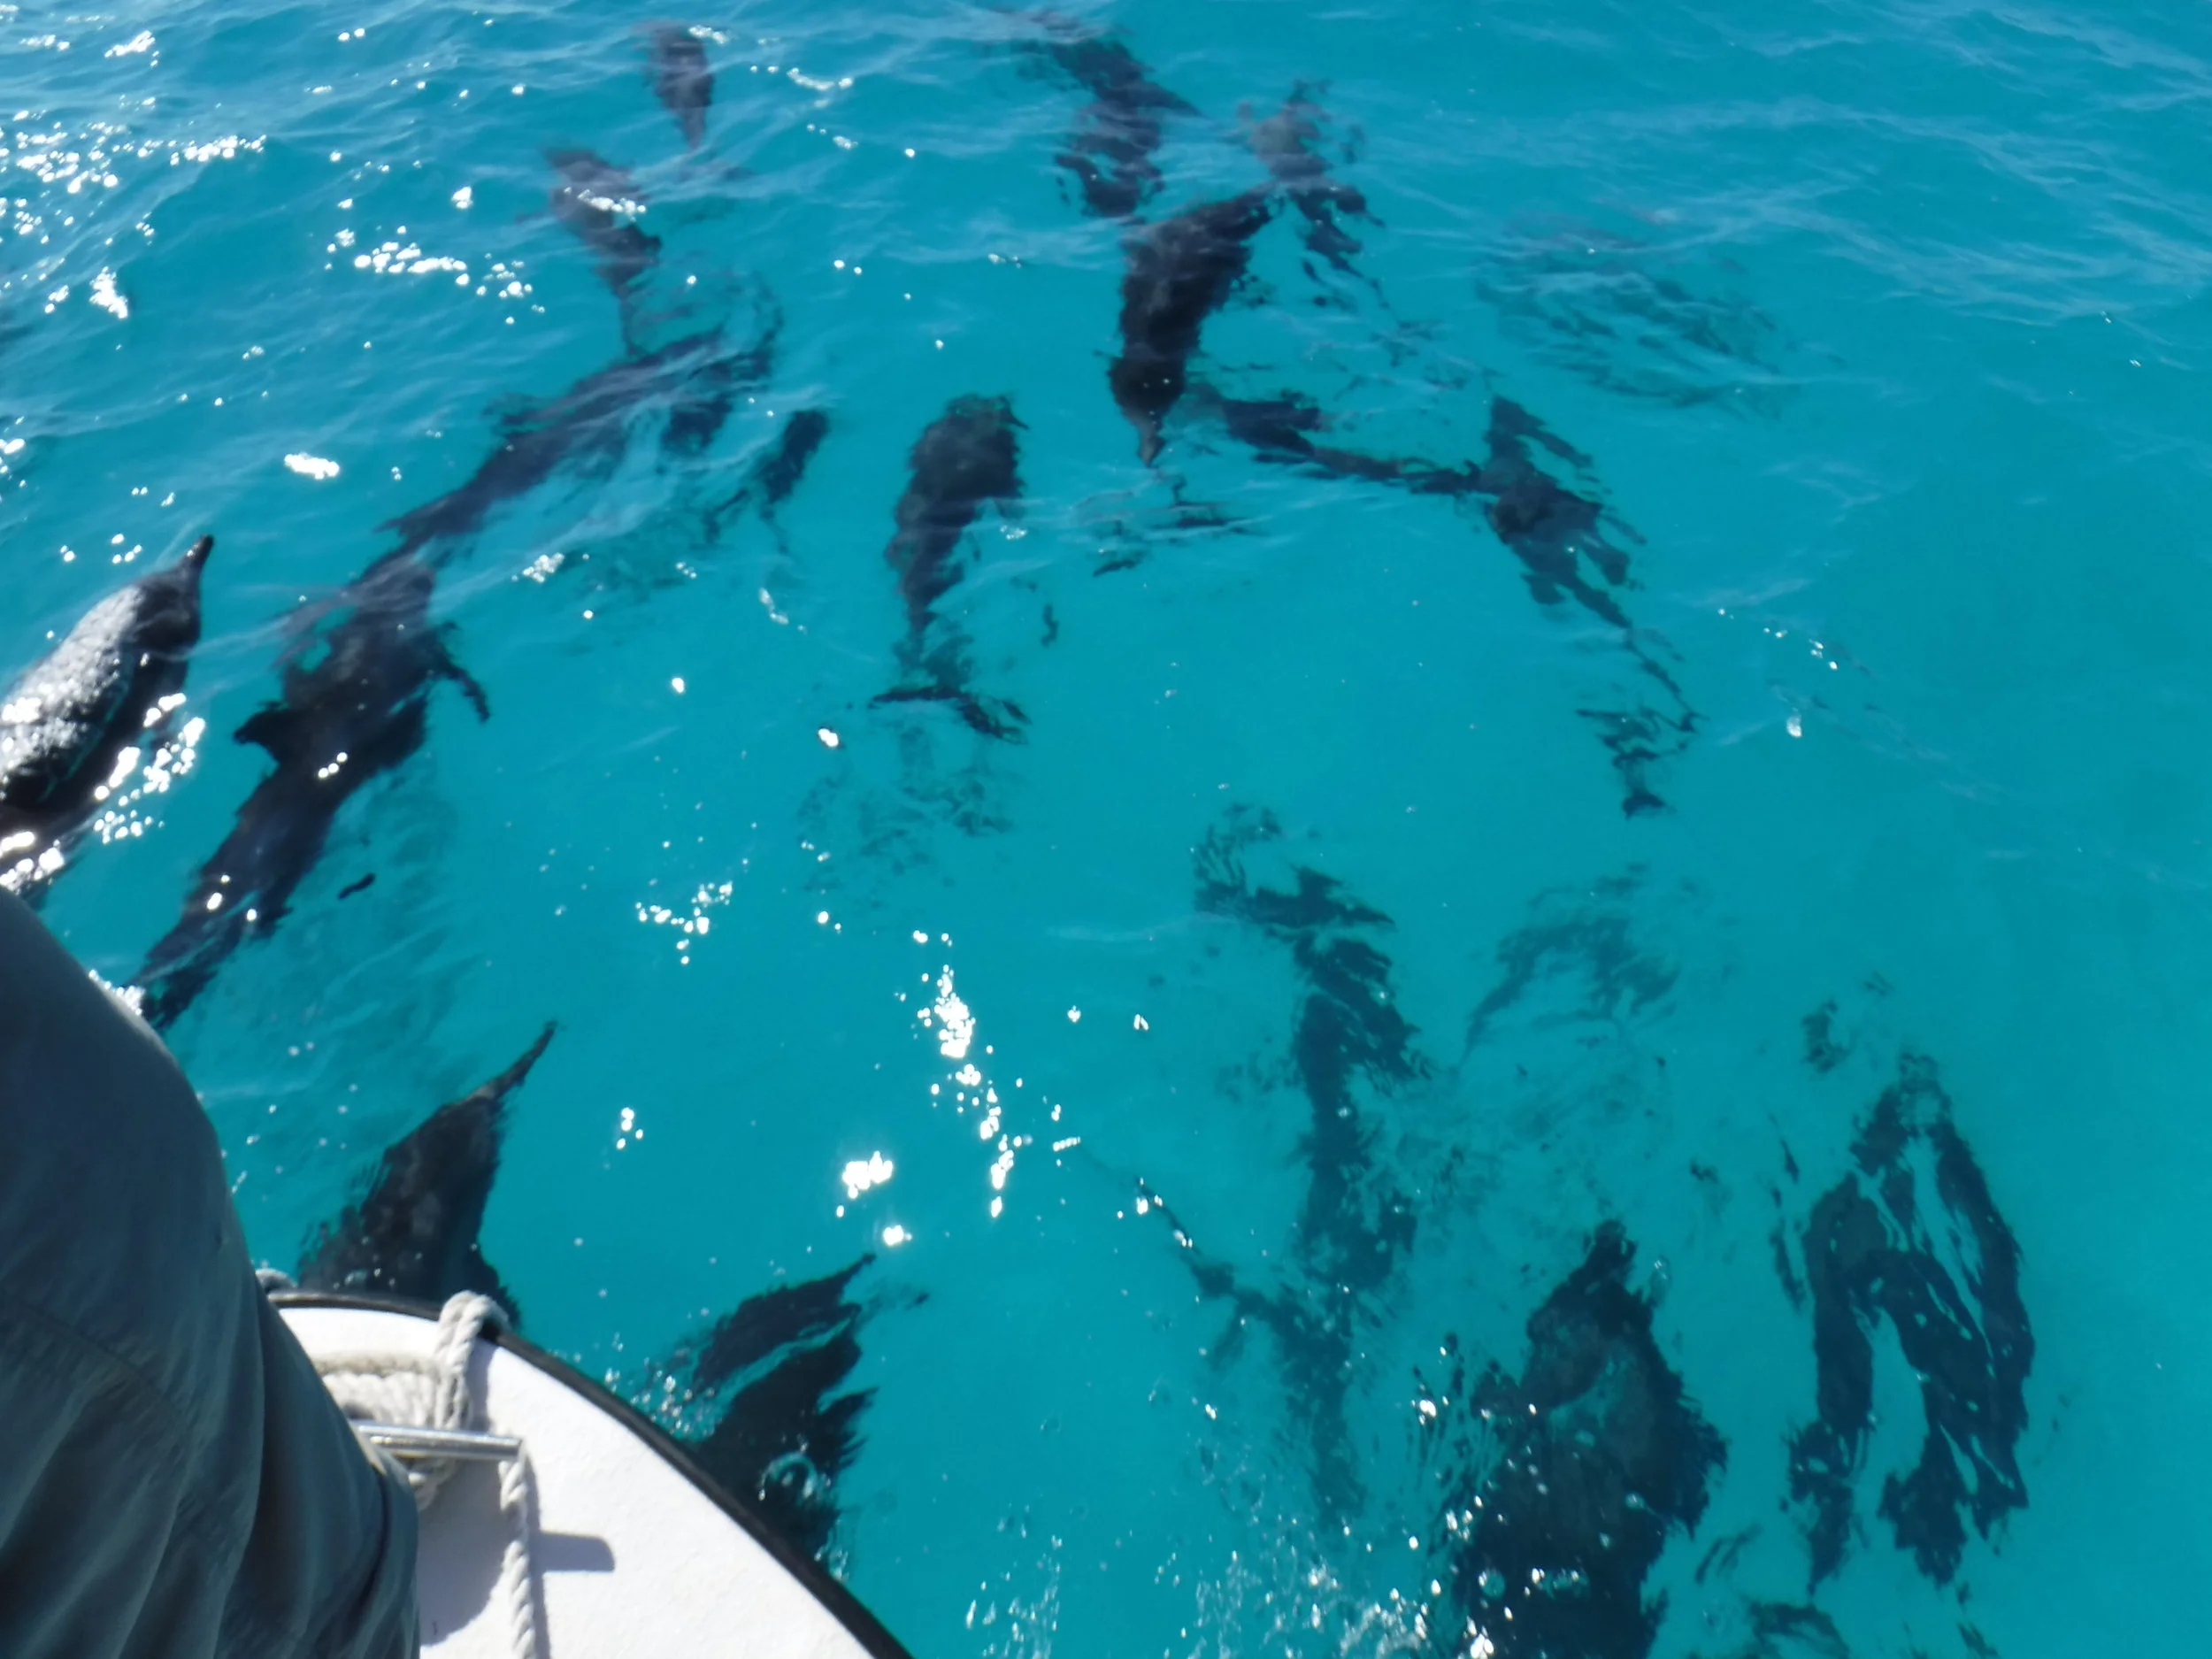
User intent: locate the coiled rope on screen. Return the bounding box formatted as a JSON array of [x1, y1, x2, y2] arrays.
[[303, 1289, 541, 1659]]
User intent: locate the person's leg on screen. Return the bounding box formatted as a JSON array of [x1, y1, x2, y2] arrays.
[[0, 891, 417, 1659]]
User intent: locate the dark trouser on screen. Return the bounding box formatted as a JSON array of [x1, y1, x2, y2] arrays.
[[0, 892, 417, 1658]]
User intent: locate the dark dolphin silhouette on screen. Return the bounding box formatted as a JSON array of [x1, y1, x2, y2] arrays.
[[134, 550, 488, 1028], [1786, 1054, 2032, 1589], [1244, 85, 1376, 280], [1201, 388, 1634, 621], [883, 395, 1022, 640], [1169, 805, 1429, 1517], [1420, 1223, 1727, 1659], [1475, 396, 1635, 619], [658, 1256, 879, 1562], [546, 149, 663, 314], [296, 1024, 557, 1319], [642, 24, 713, 150], [709, 406, 829, 542], [745, 407, 829, 521], [1019, 14, 1196, 219], [0, 534, 211, 891], [1466, 401, 1699, 811], [1203, 386, 1463, 490], [1197, 386, 1695, 812], [383, 321, 775, 567], [1479, 222, 1790, 412], [872, 395, 1027, 739], [1108, 191, 1276, 463]]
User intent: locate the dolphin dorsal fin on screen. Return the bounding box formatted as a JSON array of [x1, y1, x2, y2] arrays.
[[234, 703, 299, 762]]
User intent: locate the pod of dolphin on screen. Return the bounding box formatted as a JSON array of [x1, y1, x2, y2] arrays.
[[0, 15, 2032, 1652]]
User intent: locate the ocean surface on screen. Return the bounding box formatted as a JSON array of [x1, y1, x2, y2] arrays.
[[4, 0, 2208, 1652]]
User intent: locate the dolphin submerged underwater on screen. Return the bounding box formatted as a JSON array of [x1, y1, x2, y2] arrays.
[[296, 1023, 557, 1317]]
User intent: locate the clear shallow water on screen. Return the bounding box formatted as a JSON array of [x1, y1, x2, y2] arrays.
[[5, 0, 2210, 1652]]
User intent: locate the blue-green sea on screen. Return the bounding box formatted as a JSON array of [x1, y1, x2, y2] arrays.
[[5, 0, 2208, 1652]]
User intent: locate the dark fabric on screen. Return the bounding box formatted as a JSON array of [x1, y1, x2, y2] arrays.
[[0, 890, 417, 1657]]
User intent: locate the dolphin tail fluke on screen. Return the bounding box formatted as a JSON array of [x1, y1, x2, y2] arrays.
[[871, 684, 1030, 743]]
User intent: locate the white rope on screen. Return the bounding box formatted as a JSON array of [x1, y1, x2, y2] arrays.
[[495, 1442, 541, 1659], [311, 1292, 541, 1659]]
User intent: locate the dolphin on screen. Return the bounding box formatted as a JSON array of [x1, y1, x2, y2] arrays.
[[1423, 1223, 1726, 1659], [0, 534, 212, 892], [1243, 85, 1376, 279], [1200, 387, 1633, 620], [872, 395, 1027, 739], [133, 549, 488, 1029], [546, 149, 664, 315], [1474, 396, 1636, 621], [296, 1024, 557, 1318], [1108, 190, 1275, 464], [383, 320, 776, 566], [882, 395, 1022, 641], [660, 1257, 878, 1562], [1202, 386, 1464, 490], [1196, 385, 1692, 811], [1185, 805, 1428, 1516], [1219, 389, 1633, 620], [743, 407, 829, 523], [1786, 1054, 2032, 1589], [1471, 401, 1701, 816], [1020, 14, 1197, 219], [708, 406, 829, 541], [871, 681, 1028, 741], [642, 24, 713, 150]]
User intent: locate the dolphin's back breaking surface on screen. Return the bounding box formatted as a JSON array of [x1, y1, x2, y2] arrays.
[[296, 1024, 557, 1318], [0, 534, 212, 886]]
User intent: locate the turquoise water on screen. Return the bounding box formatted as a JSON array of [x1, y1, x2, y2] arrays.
[[7, 0, 2210, 1651]]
